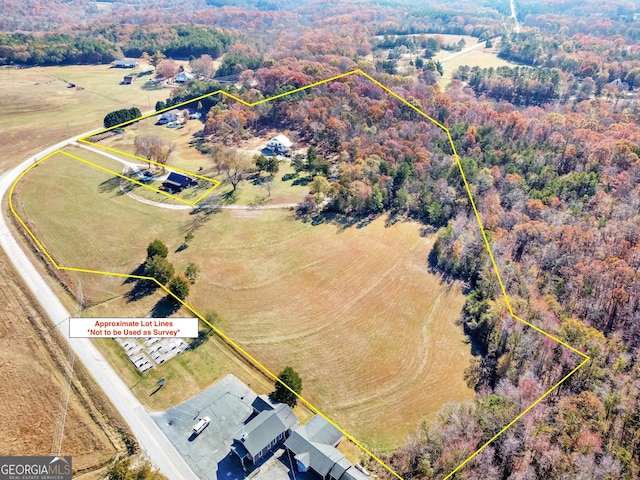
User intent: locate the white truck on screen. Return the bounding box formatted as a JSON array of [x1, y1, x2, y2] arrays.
[[192, 417, 211, 436]]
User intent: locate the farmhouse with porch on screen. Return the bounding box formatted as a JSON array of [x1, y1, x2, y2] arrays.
[[266, 134, 293, 154]]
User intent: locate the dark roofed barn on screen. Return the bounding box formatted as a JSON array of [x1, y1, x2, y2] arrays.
[[163, 172, 196, 190]]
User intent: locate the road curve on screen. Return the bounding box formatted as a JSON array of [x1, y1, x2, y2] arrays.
[[0, 131, 199, 480]]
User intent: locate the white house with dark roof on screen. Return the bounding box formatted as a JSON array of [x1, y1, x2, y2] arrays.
[[230, 402, 299, 467], [266, 134, 293, 154], [285, 415, 369, 480]]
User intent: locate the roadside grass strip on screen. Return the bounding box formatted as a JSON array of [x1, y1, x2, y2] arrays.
[[11, 69, 590, 480]]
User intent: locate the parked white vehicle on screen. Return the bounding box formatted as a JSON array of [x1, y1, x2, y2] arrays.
[[192, 417, 210, 435]]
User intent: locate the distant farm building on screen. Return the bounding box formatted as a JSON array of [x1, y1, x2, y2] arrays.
[[123, 75, 136, 84], [113, 59, 139, 68], [164, 172, 196, 190], [231, 403, 299, 467], [175, 72, 194, 83], [266, 134, 293, 154], [157, 109, 182, 125]]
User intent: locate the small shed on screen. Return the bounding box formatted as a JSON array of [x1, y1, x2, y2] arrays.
[[114, 60, 139, 68], [164, 172, 196, 190], [123, 75, 136, 84]]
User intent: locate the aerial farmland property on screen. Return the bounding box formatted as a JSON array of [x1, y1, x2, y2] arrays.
[[3, 1, 635, 479]]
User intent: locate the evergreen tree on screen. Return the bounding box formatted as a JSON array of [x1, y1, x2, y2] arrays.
[[269, 366, 303, 408]]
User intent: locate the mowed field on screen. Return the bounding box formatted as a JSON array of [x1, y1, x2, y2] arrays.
[[14, 149, 474, 450], [0, 63, 170, 172]]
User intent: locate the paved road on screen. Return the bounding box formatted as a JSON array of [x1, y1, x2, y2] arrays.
[[0, 131, 199, 480]]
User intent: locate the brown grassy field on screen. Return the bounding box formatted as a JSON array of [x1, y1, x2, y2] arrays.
[[15, 149, 474, 450], [0, 63, 171, 172], [0, 247, 126, 475], [0, 63, 176, 477]]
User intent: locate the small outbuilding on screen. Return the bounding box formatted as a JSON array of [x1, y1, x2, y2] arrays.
[[123, 75, 136, 84], [164, 172, 196, 190]]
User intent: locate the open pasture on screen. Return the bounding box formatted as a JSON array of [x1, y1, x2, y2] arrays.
[[14, 146, 474, 450], [0, 64, 171, 172]]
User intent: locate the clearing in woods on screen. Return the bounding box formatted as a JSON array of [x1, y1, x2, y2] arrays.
[[14, 147, 474, 451]]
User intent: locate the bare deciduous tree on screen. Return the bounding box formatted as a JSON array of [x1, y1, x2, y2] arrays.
[[190, 54, 216, 79]]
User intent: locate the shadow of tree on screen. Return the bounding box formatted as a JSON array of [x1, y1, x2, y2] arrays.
[[151, 296, 182, 317], [141, 80, 165, 91], [296, 210, 378, 231], [123, 262, 146, 285], [292, 176, 310, 186], [125, 279, 158, 302], [123, 262, 160, 302], [189, 326, 214, 350], [98, 176, 122, 193]]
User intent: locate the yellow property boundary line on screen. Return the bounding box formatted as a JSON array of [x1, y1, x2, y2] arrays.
[[10, 69, 590, 480]]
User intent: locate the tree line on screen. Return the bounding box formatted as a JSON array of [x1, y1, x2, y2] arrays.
[[0, 25, 232, 66]]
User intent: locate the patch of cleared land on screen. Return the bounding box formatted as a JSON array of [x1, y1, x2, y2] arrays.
[[15, 150, 474, 450], [0, 63, 171, 172], [371, 33, 519, 89], [434, 37, 518, 88]]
